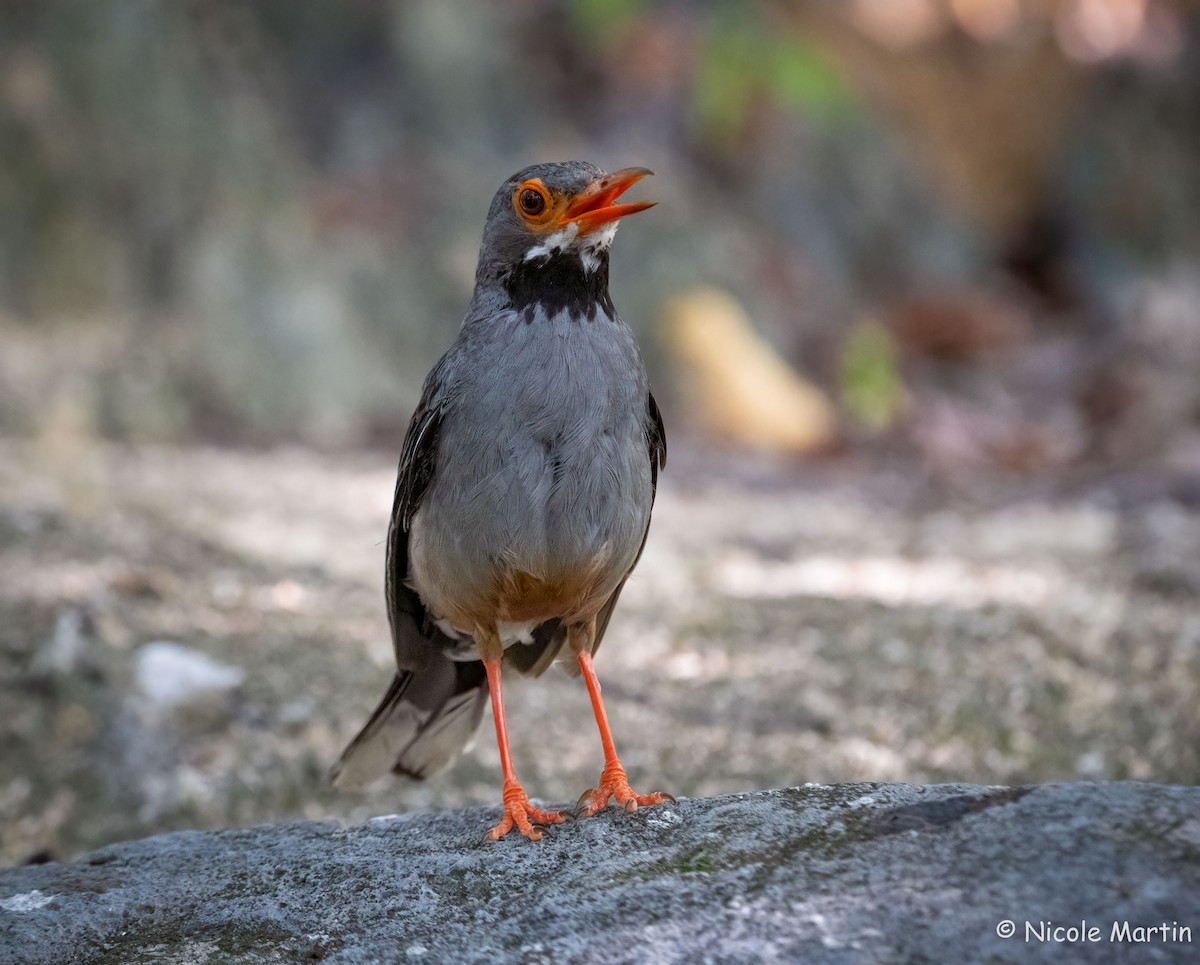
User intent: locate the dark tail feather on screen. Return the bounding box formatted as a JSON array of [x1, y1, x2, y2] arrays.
[[503, 618, 566, 677], [330, 657, 488, 788]]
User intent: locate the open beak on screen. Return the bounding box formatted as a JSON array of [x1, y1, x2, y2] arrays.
[[563, 167, 655, 234]]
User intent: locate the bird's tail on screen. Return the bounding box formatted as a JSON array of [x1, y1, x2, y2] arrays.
[[330, 656, 488, 788]]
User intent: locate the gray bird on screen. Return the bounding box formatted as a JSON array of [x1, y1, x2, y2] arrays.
[[332, 161, 669, 840]]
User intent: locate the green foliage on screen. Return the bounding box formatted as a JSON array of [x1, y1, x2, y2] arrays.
[[563, 2, 853, 146], [694, 13, 852, 145], [840, 319, 906, 431], [568, 0, 647, 41]]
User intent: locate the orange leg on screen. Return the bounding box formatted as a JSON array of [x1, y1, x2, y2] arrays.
[[483, 658, 566, 841], [575, 649, 673, 817]]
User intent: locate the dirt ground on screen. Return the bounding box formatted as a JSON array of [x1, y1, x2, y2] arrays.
[[2, 436, 1198, 866]]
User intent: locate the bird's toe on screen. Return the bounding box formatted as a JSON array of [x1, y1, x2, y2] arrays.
[[487, 778, 566, 841]]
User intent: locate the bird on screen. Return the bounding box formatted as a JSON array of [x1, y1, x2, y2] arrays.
[[331, 161, 670, 840]]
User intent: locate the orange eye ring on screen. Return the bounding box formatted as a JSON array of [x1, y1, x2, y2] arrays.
[[513, 180, 552, 223]]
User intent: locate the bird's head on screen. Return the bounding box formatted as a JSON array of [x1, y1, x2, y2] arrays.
[[474, 162, 653, 317]]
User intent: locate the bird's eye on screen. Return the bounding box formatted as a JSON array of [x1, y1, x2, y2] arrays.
[[518, 187, 546, 216]]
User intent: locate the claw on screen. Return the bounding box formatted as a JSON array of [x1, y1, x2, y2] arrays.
[[576, 787, 599, 814], [576, 760, 673, 819]]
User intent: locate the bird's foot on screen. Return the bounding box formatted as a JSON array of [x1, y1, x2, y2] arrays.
[[575, 760, 674, 818], [487, 778, 567, 841]]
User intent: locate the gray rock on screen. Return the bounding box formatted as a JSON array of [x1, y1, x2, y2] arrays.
[[2, 782, 1197, 964]]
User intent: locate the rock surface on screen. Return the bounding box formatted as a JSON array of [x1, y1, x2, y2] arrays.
[[2, 782, 1198, 964]]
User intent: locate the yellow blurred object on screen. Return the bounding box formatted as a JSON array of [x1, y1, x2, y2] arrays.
[[661, 288, 837, 454]]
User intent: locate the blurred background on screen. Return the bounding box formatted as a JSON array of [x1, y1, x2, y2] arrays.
[[3, 0, 1199, 866]]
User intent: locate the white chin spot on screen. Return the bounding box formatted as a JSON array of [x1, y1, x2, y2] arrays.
[[524, 223, 580, 262], [523, 220, 617, 271], [581, 222, 618, 272], [588, 222, 619, 250]]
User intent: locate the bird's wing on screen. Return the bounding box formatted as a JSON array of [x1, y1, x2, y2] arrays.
[[592, 389, 666, 648], [332, 365, 491, 787], [383, 364, 460, 665], [393, 384, 444, 532], [648, 389, 668, 496]]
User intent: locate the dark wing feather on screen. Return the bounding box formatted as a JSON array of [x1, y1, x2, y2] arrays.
[[647, 389, 668, 493], [501, 618, 566, 677], [385, 397, 447, 660], [385, 366, 463, 661], [333, 369, 491, 787], [395, 402, 442, 531]]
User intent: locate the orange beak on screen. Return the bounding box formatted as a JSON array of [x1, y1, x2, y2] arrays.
[[562, 167, 655, 235]]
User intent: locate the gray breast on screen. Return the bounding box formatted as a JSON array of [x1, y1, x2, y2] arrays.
[[407, 307, 653, 633]]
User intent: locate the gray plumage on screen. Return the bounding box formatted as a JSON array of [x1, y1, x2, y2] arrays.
[[332, 162, 664, 788]]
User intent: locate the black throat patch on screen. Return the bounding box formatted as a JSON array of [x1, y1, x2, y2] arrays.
[[504, 249, 615, 323]]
